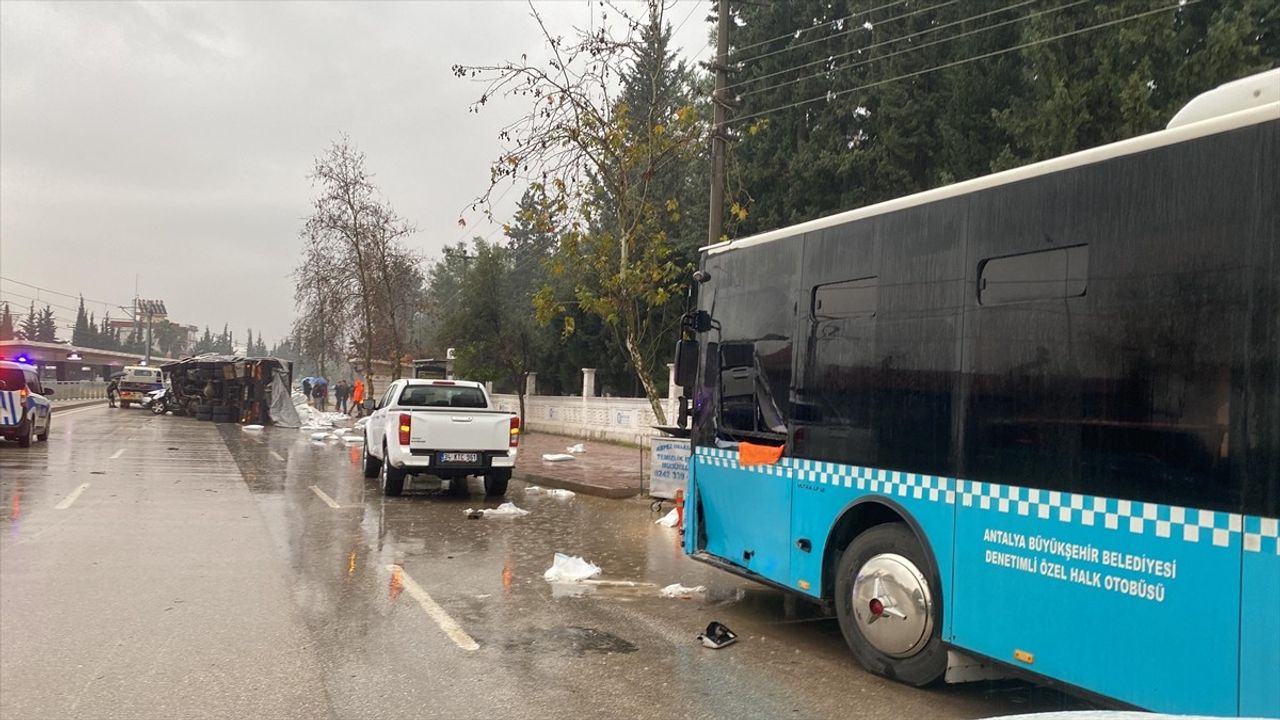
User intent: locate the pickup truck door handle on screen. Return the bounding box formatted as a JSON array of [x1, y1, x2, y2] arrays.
[[450, 417, 473, 423]]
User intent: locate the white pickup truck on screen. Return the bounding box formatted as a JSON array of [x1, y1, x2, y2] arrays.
[[361, 379, 520, 497]]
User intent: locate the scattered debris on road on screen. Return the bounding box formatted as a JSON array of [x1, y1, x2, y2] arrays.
[[541, 453, 575, 462], [697, 621, 738, 649], [566, 443, 585, 453], [465, 502, 530, 518], [654, 508, 679, 527], [544, 553, 601, 583], [659, 583, 706, 599], [242, 424, 264, 432]]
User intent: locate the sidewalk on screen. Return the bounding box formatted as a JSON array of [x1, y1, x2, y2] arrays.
[[514, 431, 649, 498]]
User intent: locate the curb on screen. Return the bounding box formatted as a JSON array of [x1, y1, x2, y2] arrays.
[[52, 399, 107, 412], [512, 470, 644, 499]]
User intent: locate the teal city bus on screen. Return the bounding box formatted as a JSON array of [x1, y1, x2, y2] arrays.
[[674, 72, 1278, 715]]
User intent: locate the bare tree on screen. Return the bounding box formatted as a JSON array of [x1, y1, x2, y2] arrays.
[[293, 235, 352, 377], [300, 136, 420, 394]]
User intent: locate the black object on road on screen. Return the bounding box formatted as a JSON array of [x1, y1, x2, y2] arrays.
[[697, 621, 737, 649]]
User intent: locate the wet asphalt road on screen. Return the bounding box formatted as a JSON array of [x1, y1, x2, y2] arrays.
[[0, 407, 1085, 720]]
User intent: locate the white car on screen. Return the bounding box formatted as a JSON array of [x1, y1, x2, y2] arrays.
[[361, 379, 519, 497]]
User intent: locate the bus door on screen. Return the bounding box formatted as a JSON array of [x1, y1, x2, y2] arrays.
[[693, 341, 792, 583]]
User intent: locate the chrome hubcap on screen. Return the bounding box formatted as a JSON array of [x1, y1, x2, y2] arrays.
[[851, 552, 933, 658]]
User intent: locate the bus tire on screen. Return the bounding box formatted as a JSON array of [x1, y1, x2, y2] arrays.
[[835, 522, 946, 687]]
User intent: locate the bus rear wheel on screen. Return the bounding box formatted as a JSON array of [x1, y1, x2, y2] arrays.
[[834, 522, 946, 687]]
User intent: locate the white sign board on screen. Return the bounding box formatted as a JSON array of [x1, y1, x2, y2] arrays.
[[649, 437, 690, 499]]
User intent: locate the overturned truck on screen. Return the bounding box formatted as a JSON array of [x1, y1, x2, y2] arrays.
[[160, 355, 299, 427]]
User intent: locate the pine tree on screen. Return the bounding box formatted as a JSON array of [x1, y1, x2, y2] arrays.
[[36, 305, 58, 342], [18, 302, 38, 341], [0, 303, 14, 341], [193, 326, 214, 354], [72, 296, 90, 346]]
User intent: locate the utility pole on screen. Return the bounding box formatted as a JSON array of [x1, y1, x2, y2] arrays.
[[707, 0, 730, 247]]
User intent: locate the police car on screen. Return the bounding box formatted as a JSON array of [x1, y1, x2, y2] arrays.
[[0, 360, 54, 448]]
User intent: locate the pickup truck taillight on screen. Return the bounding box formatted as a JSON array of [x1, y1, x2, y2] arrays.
[[509, 416, 520, 447], [398, 413, 411, 446]]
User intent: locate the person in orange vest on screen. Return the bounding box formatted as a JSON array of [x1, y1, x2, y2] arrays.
[[350, 378, 366, 417]]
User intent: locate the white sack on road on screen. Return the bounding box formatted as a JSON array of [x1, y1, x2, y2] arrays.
[[542, 453, 576, 462], [465, 502, 530, 518], [546, 488, 576, 498], [655, 509, 679, 527], [566, 443, 586, 453], [310, 432, 329, 441], [242, 424, 264, 432], [659, 583, 705, 599], [543, 553, 601, 583]]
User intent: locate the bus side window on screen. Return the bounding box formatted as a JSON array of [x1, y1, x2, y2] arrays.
[[716, 342, 787, 440]]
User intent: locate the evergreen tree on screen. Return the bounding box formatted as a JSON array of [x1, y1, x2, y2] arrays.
[[193, 326, 215, 354], [35, 305, 58, 342], [18, 302, 38, 341], [726, 0, 1279, 235], [72, 296, 91, 346], [0, 303, 13, 342]]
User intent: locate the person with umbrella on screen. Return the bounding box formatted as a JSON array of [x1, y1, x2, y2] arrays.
[[312, 376, 329, 412]]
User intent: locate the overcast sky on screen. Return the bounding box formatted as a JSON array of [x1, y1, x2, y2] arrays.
[[0, 1, 712, 345]]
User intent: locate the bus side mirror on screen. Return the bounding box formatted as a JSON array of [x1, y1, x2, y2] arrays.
[[674, 340, 698, 388]]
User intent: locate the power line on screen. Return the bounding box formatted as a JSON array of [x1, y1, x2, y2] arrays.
[[1, 291, 83, 317], [731, 0, 960, 67], [731, 1, 1199, 126], [0, 276, 126, 310], [672, 1, 702, 36], [731, 0, 1052, 96], [727, 0, 911, 59]]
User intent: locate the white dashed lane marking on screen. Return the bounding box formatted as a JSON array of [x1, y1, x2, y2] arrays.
[[55, 483, 92, 510], [385, 565, 479, 651]]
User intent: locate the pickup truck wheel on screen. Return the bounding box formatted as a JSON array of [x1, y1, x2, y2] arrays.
[[120, 401, 131, 409], [362, 438, 381, 478], [447, 476, 471, 497], [484, 470, 511, 498], [380, 445, 405, 496]]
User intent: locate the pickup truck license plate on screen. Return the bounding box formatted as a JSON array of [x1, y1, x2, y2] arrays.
[[438, 452, 480, 464]]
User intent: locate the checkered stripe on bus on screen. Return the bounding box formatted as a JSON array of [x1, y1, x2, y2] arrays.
[[693, 447, 1276, 554], [1244, 516, 1279, 555]]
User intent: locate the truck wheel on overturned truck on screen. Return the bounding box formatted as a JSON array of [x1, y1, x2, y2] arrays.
[[484, 469, 511, 498]]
